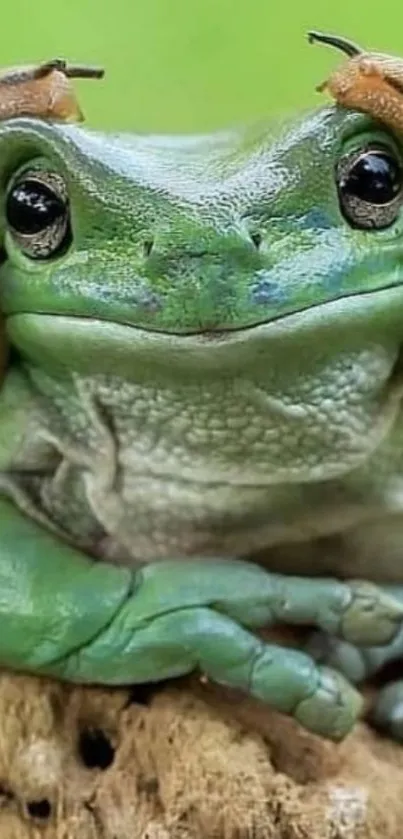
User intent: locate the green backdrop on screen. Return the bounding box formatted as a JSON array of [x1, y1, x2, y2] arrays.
[[2, 0, 401, 131]]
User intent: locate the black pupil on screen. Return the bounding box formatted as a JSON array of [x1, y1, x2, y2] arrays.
[[6, 178, 64, 235], [342, 150, 402, 205]]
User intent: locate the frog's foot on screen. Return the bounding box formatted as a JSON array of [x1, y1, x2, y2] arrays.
[[371, 680, 403, 741], [204, 568, 403, 648], [305, 625, 403, 685], [308, 29, 403, 137], [306, 584, 403, 683], [57, 602, 362, 742], [305, 586, 403, 741], [50, 562, 403, 741]]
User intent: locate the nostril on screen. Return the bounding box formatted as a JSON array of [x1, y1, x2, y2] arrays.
[[250, 231, 262, 250], [143, 239, 154, 257]]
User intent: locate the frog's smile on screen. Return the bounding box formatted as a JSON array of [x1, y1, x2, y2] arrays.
[[7, 283, 403, 379], [9, 276, 403, 337]]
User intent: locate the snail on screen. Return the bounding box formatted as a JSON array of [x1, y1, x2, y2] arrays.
[[309, 30, 403, 137]]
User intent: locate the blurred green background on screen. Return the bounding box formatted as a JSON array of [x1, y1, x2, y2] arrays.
[[2, 0, 402, 132]]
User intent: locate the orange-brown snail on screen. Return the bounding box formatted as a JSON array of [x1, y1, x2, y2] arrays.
[[309, 31, 403, 137]]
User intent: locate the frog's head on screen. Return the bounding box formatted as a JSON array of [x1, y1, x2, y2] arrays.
[[0, 109, 403, 379]]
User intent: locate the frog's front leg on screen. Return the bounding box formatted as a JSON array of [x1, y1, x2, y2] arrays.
[[3, 498, 403, 741]]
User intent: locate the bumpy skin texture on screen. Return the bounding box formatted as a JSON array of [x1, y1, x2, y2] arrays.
[[2, 109, 403, 739]]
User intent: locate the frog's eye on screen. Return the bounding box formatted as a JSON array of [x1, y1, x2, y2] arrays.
[[336, 145, 403, 230], [5, 170, 71, 259]]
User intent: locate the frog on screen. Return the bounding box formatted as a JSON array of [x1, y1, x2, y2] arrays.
[[1, 37, 403, 745]]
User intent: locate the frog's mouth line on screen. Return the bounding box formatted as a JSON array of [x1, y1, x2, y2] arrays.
[[126, 279, 403, 339], [6, 278, 403, 342], [7, 283, 403, 380]]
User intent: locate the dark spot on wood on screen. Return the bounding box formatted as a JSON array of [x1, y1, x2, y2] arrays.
[[78, 726, 115, 770], [26, 798, 51, 820]]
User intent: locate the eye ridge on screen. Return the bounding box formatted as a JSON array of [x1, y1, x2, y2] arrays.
[[5, 169, 71, 260]]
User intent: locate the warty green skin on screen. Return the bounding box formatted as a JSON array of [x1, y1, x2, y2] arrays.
[[1, 109, 403, 739]]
